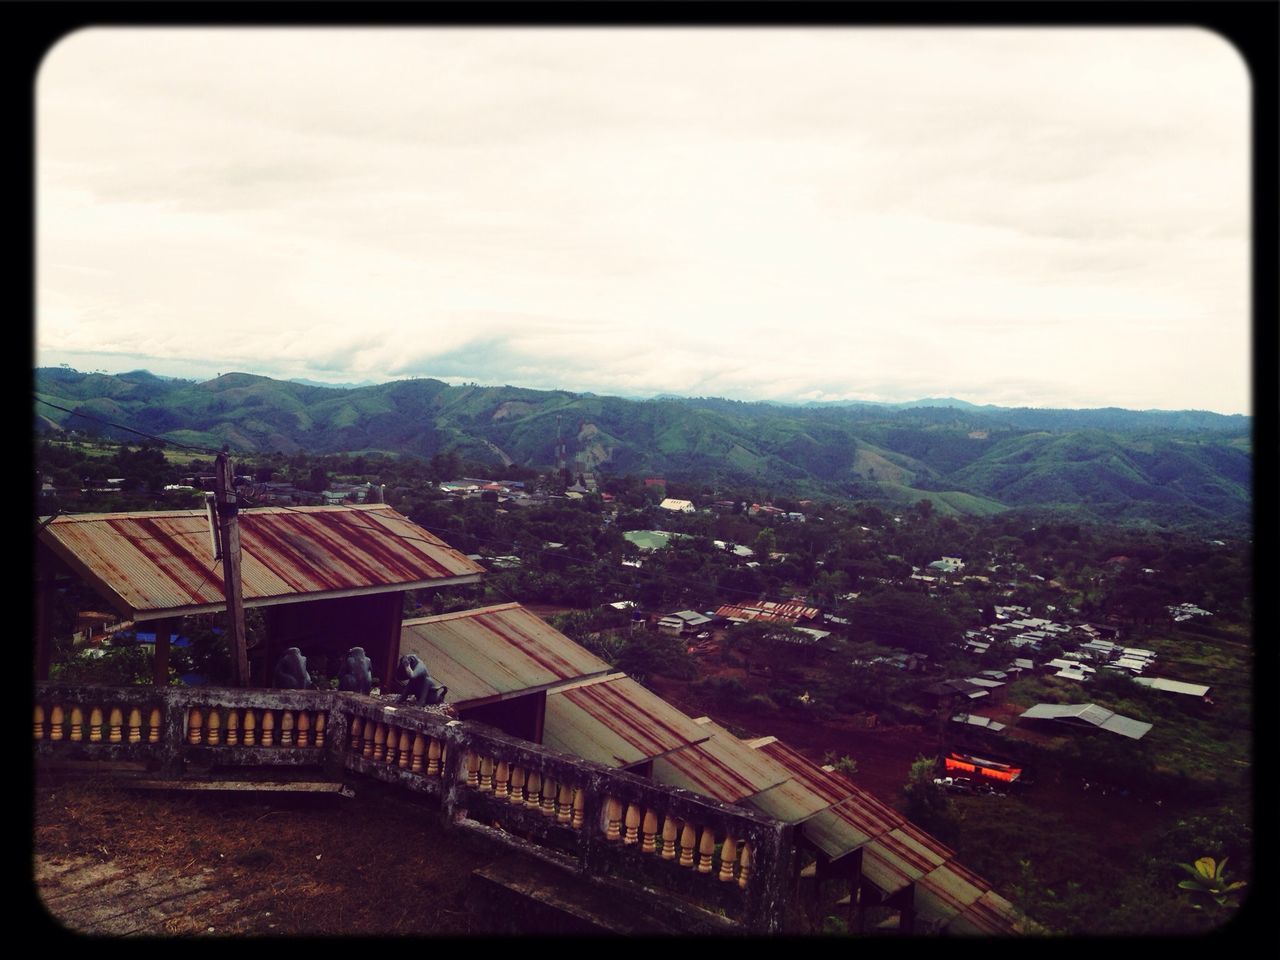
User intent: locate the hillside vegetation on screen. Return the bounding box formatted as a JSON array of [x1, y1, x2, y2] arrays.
[[35, 368, 1251, 531]]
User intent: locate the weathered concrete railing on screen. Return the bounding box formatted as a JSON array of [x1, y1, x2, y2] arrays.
[[331, 696, 791, 931], [35, 685, 337, 773], [36, 685, 791, 932]]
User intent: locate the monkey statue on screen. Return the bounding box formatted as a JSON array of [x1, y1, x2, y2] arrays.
[[396, 653, 448, 706], [338, 646, 374, 695], [272, 647, 313, 689]]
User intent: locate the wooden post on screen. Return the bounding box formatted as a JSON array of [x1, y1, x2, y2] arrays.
[[152, 617, 174, 686], [35, 576, 54, 682], [214, 451, 250, 687]]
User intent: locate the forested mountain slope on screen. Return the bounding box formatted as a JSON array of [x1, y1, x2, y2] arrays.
[[35, 368, 1251, 529]]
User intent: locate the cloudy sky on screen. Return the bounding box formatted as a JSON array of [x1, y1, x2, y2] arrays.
[[37, 28, 1249, 413]]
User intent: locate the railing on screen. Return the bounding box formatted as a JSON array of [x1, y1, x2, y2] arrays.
[[35, 684, 790, 932]]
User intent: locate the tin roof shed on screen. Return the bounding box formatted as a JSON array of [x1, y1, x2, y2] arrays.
[[37, 504, 484, 622]]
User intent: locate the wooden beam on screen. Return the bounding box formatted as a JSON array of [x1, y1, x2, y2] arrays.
[[214, 452, 250, 686]]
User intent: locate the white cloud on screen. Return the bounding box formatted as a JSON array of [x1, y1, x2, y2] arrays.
[[37, 27, 1250, 413]]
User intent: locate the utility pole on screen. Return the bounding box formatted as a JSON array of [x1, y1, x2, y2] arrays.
[[214, 448, 250, 686]]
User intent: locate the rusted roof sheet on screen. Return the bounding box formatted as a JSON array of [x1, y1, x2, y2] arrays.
[[793, 789, 905, 862], [544, 676, 712, 768], [38, 505, 485, 619], [946, 889, 1029, 935], [715, 599, 820, 624], [914, 860, 986, 926], [744, 777, 833, 824], [754, 740, 860, 806], [400, 603, 612, 708], [861, 826, 952, 895], [652, 730, 792, 804]]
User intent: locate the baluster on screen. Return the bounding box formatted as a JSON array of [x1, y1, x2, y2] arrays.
[[738, 842, 752, 889], [225, 709, 240, 746], [478, 756, 494, 792], [509, 766, 526, 805], [525, 771, 542, 810], [126, 707, 142, 744], [383, 724, 398, 764], [494, 761, 510, 799], [349, 715, 364, 752], [661, 815, 678, 860], [540, 778, 557, 817], [719, 836, 738, 882], [107, 707, 123, 744], [398, 730, 412, 770], [70, 707, 85, 742], [641, 809, 658, 853], [604, 796, 623, 841], [571, 787, 585, 830], [206, 709, 221, 746], [679, 821, 697, 868], [314, 712, 326, 748], [148, 707, 162, 743], [50, 705, 65, 742], [426, 738, 441, 777], [698, 826, 716, 874], [34, 705, 46, 740], [466, 752, 481, 788], [243, 709, 258, 746], [410, 733, 426, 773], [556, 782, 573, 824], [372, 722, 387, 761], [262, 710, 276, 746], [624, 803, 642, 845], [280, 710, 295, 747], [185, 707, 202, 744], [297, 711, 312, 747]]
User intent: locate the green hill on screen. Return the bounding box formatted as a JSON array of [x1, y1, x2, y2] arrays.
[[34, 368, 1251, 529]]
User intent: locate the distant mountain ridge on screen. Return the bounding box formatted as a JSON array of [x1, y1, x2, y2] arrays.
[[35, 368, 1251, 530]]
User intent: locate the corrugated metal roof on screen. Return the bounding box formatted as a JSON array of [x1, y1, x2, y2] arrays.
[[543, 675, 711, 768], [754, 740, 860, 807], [744, 777, 834, 824], [38, 505, 485, 619], [399, 603, 612, 707], [913, 861, 986, 925], [794, 790, 906, 862], [859, 824, 951, 895], [1019, 702, 1152, 739], [946, 889, 1028, 935], [1134, 677, 1210, 697], [715, 599, 820, 624], [652, 729, 792, 804]]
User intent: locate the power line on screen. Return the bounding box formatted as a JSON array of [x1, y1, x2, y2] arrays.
[[35, 397, 226, 455]]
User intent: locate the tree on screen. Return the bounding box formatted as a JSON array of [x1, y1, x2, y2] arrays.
[[754, 527, 777, 558], [902, 755, 959, 845], [849, 587, 962, 656]]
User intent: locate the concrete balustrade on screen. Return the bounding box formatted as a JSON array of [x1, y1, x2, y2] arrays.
[[37, 684, 791, 933]]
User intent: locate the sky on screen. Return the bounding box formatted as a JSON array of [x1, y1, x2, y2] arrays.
[[36, 27, 1250, 414]]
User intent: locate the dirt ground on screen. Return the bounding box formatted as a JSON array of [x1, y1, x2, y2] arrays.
[[34, 773, 493, 936]]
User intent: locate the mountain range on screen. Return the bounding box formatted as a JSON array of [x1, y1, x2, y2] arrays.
[[34, 368, 1251, 531]]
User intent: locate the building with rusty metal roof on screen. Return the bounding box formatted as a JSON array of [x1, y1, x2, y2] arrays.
[[36, 504, 485, 687]]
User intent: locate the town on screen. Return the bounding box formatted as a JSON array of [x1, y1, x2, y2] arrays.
[[35, 437, 1252, 934]]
